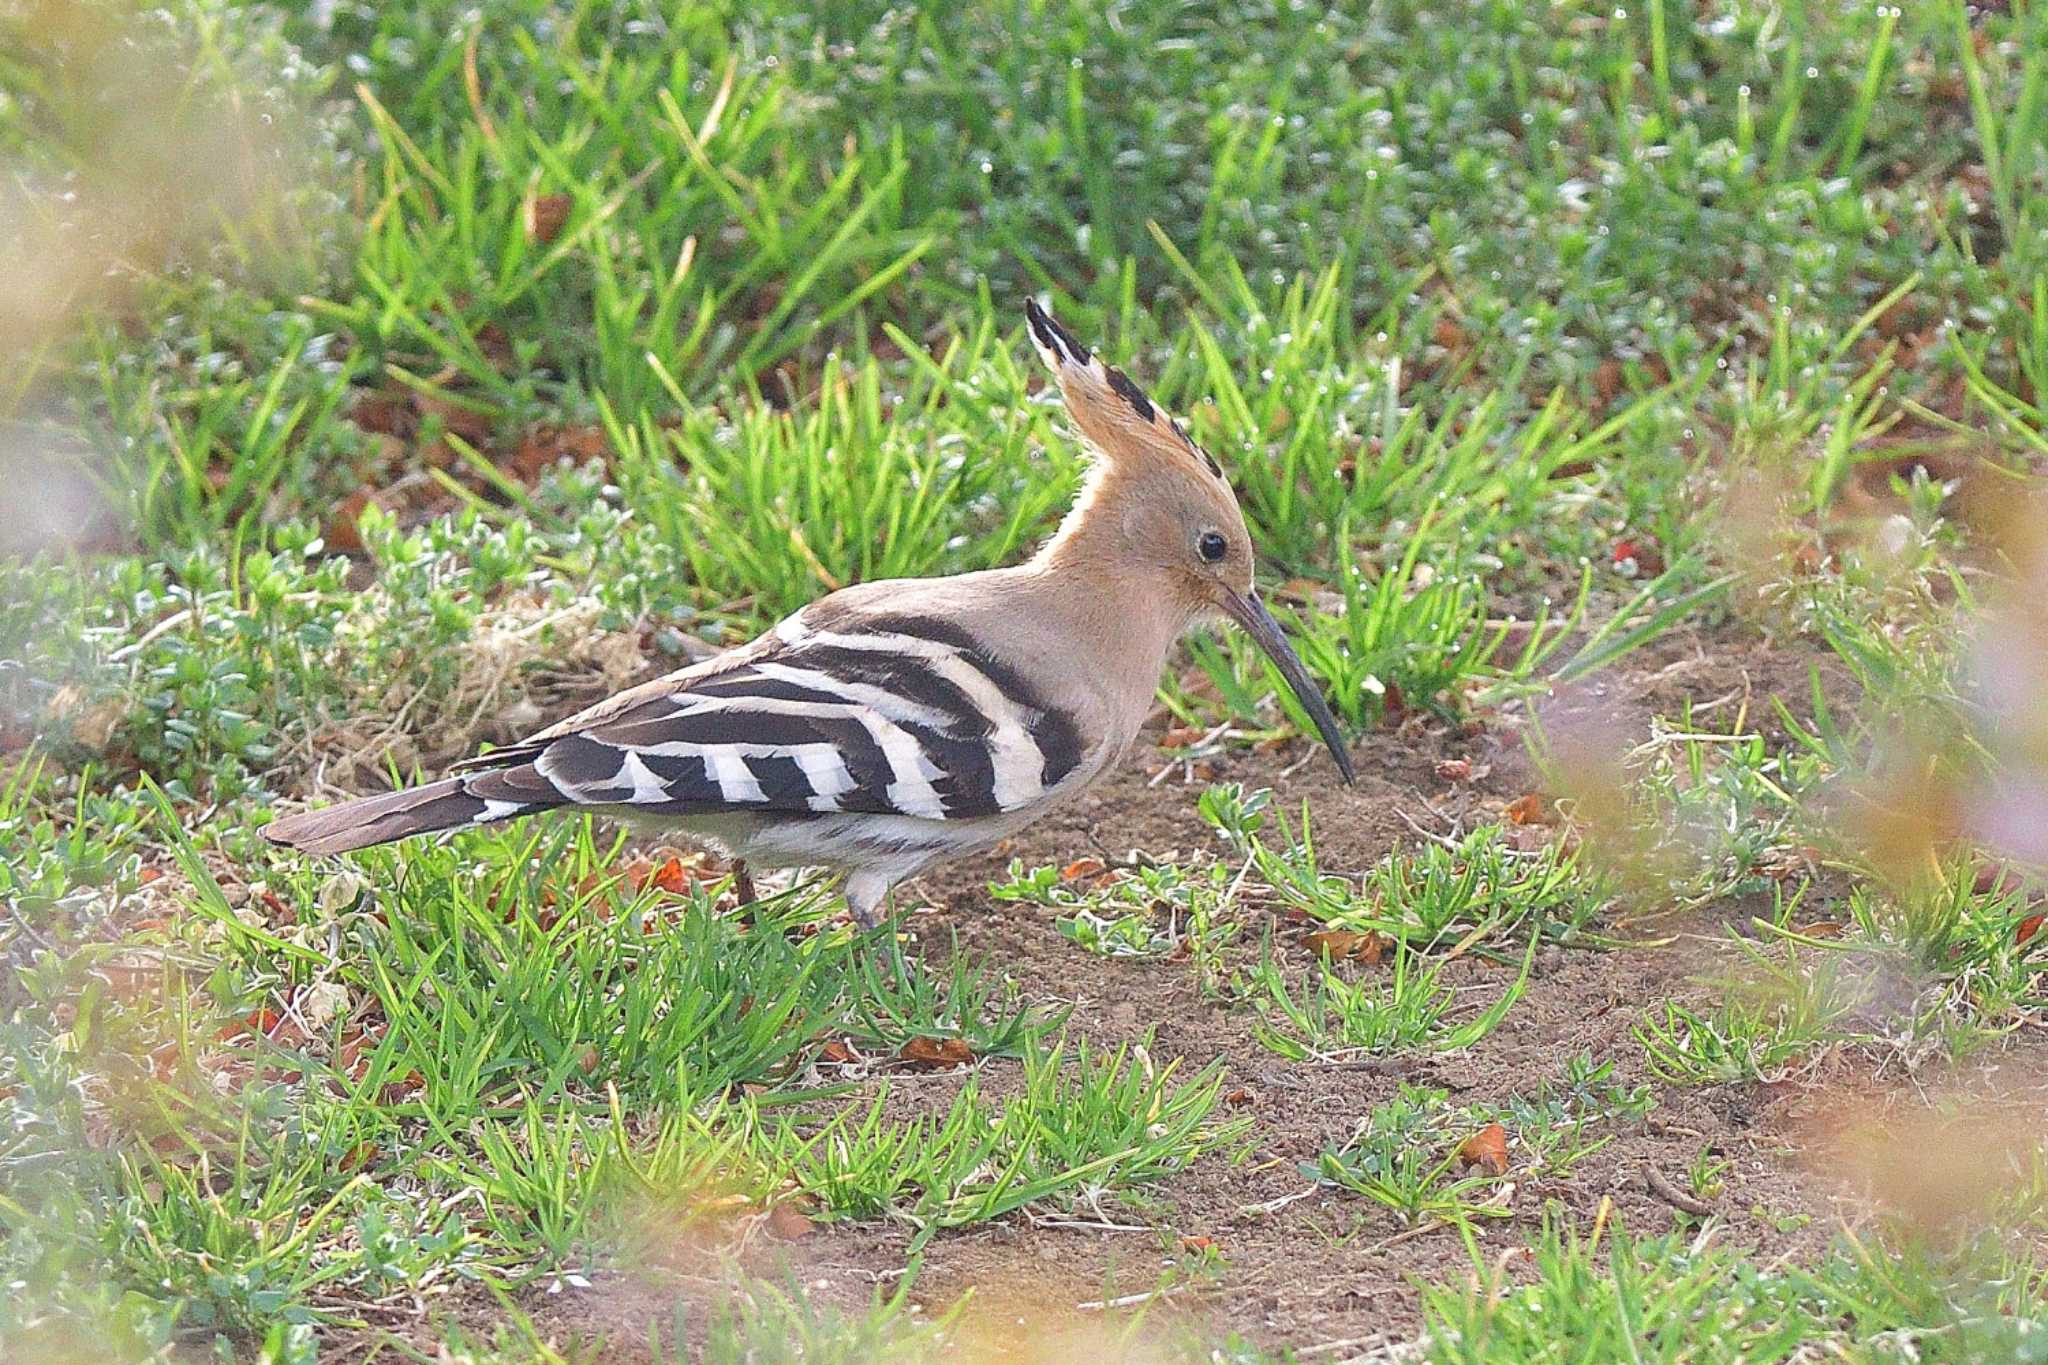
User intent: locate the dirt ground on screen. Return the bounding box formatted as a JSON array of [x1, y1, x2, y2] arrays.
[[431, 627, 2018, 1360]]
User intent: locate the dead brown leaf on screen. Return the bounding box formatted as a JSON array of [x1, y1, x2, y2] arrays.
[[641, 855, 696, 895], [348, 390, 414, 436], [506, 423, 611, 483], [525, 192, 572, 243], [412, 391, 494, 450], [897, 1036, 975, 1069], [381, 1070, 426, 1104], [1592, 358, 1624, 406], [1458, 1121, 1510, 1175], [323, 487, 375, 554], [1303, 929, 1390, 965], [762, 1203, 815, 1241]]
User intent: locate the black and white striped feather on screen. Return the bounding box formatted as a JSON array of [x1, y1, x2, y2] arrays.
[[264, 605, 1087, 855]]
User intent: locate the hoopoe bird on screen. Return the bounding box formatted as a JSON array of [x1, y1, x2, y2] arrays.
[[265, 300, 1356, 925]]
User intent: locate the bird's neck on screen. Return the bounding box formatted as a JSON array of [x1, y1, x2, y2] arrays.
[[1007, 493, 1193, 742]]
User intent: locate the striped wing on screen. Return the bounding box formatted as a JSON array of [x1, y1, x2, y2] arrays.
[[489, 612, 1087, 821]]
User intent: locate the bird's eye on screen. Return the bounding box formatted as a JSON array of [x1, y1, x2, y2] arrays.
[[1197, 530, 1228, 563]]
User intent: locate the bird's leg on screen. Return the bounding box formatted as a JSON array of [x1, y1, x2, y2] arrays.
[[880, 889, 911, 987], [731, 859, 758, 906], [844, 872, 907, 984], [844, 871, 888, 932]]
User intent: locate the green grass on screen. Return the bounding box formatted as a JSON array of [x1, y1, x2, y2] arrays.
[[1423, 1213, 2048, 1363], [5, 0, 2048, 1357], [1309, 1064, 1652, 1230]]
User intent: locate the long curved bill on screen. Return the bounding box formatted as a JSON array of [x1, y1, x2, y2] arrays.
[[1222, 591, 1356, 785]]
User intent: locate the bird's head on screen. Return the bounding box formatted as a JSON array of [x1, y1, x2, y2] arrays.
[[1025, 298, 1355, 784]]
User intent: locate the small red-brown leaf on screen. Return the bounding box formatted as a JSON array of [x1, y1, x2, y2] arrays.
[[646, 855, 692, 895], [1458, 1122, 1510, 1175], [217, 1006, 281, 1042], [1434, 758, 1472, 783], [349, 389, 413, 436], [819, 1039, 857, 1064], [1592, 358, 1624, 406], [525, 192, 572, 244], [1159, 725, 1205, 750], [340, 1141, 379, 1172], [2018, 914, 2045, 947], [763, 1203, 815, 1241], [1303, 929, 1389, 965], [897, 1036, 975, 1069], [411, 392, 494, 447], [1061, 857, 1107, 883], [1179, 1235, 1219, 1254], [506, 423, 612, 483], [323, 488, 374, 554], [1610, 536, 1667, 578], [1976, 863, 2021, 897], [1224, 1087, 1256, 1108], [381, 1070, 425, 1104], [1504, 793, 1553, 826]]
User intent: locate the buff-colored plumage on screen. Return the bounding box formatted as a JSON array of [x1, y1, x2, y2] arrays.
[[265, 300, 1354, 924]]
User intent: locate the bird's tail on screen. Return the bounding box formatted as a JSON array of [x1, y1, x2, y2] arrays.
[[263, 767, 559, 855]]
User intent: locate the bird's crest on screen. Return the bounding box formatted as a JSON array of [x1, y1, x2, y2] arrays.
[[1025, 298, 1225, 483]]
